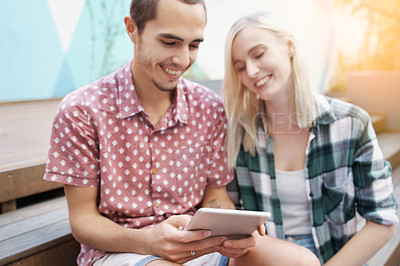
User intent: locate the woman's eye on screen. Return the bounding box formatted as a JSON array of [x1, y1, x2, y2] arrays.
[[238, 66, 246, 72], [255, 52, 264, 59]]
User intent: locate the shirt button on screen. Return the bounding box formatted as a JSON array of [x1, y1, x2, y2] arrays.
[[152, 169, 157, 174], [309, 192, 314, 198], [154, 201, 159, 207]]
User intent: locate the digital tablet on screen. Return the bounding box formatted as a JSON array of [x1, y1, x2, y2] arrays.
[[184, 208, 271, 239]]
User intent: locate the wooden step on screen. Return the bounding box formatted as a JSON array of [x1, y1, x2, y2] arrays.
[[0, 99, 63, 213], [324, 92, 352, 104], [0, 99, 60, 172], [0, 196, 79, 265], [324, 93, 387, 133], [370, 113, 387, 134], [378, 132, 400, 169]]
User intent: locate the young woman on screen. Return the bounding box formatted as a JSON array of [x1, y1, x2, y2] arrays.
[[222, 11, 398, 265]]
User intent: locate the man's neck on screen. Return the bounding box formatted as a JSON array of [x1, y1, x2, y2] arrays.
[[131, 73, 174, 127]]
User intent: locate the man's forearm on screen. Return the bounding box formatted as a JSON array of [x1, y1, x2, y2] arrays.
[[201, 186, 236, 209]]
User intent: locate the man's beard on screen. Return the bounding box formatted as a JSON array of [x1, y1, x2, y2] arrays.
[[153, 78, 177, 92]]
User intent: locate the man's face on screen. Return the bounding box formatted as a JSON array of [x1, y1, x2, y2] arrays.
[[132, 0, 206, 92]]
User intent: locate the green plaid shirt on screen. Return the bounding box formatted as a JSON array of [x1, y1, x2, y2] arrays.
[[227, 95, 398, 263]]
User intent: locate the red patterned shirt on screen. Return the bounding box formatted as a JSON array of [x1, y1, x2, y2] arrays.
[[44, 61, 233, 265]]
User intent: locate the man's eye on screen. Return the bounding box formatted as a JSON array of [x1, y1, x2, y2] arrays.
[[162, 41, 176, 46], [189, 44, 199, 49]]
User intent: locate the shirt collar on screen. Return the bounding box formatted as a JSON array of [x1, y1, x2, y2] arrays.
[[315, 95, 336, 125], [174, 78, 189, 124], [115, 61, 143, 120]]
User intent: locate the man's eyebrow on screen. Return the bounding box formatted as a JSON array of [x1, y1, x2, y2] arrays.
[[193, 38, 204, 43], [159, 33, 204, 43]]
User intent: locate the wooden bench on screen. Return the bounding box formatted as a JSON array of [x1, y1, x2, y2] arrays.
[[0, 99, 62, 213], [0, 196, 79, 265], [0, 99, 79, 264]]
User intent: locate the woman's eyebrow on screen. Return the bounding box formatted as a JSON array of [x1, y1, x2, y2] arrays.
[[233, 44, 264, 65]]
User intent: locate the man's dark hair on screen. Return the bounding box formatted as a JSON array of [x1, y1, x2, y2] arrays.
[[130, 0, 207, 35]]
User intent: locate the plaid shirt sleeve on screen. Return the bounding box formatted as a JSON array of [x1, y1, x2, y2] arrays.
[[352, 112, 398, 224]]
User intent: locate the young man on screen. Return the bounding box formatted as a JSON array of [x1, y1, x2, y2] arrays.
[[44, 0, 320, 265]]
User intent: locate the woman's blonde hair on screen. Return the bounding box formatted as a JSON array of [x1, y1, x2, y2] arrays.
[[222, 12, 316, 168]]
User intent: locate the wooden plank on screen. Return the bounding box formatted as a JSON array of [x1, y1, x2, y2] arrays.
[[0, 200, 17, 213], [0, 100, 64, 212], [370, 112, 386, 134], [0, 99, 60, 172], [6, 239, 80, 266], [323, 92, 352, 104], [385, 245, 400, 266], [0, 196, 67, 226], [0, 98, 62, 106], [0, 208, 69, 242], [0, 220, 73, 265], [0, 164, 63, 204], [0, 152, 48, 170], [378, 132, 400, 169], [392, 165, 400, 188], [0, 196, 74, 265]]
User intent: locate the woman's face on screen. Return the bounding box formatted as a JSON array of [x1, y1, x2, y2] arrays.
[[232, 26, 294, 102]]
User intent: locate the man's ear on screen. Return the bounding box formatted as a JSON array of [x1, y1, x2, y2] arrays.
[[124, 16, 138, 44]]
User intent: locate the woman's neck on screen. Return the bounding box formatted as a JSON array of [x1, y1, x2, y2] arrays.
[[264, 95, 302, 134]]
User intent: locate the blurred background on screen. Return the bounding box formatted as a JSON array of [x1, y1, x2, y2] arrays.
[[0, 0, 399, 127]]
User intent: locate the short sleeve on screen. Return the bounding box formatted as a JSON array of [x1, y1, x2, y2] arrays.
[[44, 92, 100, 187]]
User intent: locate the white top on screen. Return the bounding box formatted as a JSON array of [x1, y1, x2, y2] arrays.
[[275, 169, 311, 235]]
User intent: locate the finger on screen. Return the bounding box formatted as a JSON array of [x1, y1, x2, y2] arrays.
[[257, 224, 266, 236], [162, 215, 212, 242], [167, 214, 192, 230], [184, 235, 228, 251], [160, 234, 226, 260], [180, 229, 213, 243], [222, 235, 256, 250], [174, 246, 219, 264], [217, 246, 250, 259]]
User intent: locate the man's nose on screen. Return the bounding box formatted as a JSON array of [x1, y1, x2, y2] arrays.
[[172, 47, 191, 68]]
